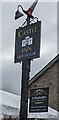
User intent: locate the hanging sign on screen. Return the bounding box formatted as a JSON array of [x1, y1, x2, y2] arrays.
[[29, 87, 49, 112], [14, 21, 41, 63]]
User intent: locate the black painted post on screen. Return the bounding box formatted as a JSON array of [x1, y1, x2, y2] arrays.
[[20, 16, 30, 120]]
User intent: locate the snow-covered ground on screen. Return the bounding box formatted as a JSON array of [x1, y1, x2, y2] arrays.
[[0, 90, 59, 119]]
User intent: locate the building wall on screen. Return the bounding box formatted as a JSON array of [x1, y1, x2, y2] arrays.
[[57, 60, 59, 111], [29, 60, 59, 111]]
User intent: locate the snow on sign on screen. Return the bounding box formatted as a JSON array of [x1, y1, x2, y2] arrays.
[[14, 21, 41, 63], [29, 87, 49, 113]]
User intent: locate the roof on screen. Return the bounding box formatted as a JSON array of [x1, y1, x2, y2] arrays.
[[29, 54, 59, 86]]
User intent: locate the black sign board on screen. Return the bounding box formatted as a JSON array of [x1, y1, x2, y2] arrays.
[[29, 87, 49, 112], [14, 21, 41, 63]]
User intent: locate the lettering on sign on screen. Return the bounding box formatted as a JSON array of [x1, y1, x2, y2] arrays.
[[29, 87, 49, 113], [18, 26, 38, 38]]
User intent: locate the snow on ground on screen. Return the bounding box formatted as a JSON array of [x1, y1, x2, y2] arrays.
[[0, 90, 59, 119]]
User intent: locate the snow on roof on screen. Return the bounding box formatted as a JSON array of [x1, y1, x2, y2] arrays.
[[29, 54, 59, 86]]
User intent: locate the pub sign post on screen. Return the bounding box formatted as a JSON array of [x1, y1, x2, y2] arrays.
[[14, 20, 41, 120], [14, 0, 41, 119]]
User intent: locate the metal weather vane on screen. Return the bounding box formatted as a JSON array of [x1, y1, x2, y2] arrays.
[[15, 0, 39, 19]]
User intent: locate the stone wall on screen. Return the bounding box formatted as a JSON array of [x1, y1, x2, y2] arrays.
[[29, 60, 59, 111]]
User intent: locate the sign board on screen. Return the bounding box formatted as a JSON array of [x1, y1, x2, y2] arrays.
[[14, 21, 41, 63], [29, 87, 49, 112]]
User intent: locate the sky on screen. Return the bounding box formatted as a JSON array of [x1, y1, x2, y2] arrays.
[[0, 1, 58, 95]]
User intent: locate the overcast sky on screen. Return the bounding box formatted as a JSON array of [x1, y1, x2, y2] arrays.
[[0, 1, 58, 95]]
